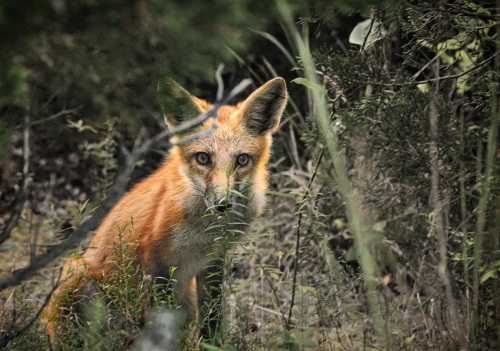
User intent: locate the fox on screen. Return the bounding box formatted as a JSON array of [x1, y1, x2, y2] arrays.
[[43, 77, 288, 346]]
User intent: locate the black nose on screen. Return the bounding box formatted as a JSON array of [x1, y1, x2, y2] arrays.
[[215, 198, 232, 212]]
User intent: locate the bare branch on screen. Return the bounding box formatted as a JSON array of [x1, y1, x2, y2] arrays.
[[286, 148, 324, 329], [173, 125, 218, 146], [31, 108, 80, 126], [13, 108, 80, 129], [132, 78, 251, 157], [162, 78, 251, 136], [0, 269, 62, 348], [372, 52, 500, 86], [0, 78, 251, 292]]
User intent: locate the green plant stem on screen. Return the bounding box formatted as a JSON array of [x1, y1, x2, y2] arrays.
[[287, 148, 324, 329], [277, 0, 388, 346]]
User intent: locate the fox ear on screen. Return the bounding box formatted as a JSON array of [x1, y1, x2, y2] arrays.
[[157, 78, 204, 129], [240, 77, 288, 136]]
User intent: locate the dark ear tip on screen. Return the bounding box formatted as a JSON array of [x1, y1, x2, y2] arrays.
[[267, 77, 287, 92]]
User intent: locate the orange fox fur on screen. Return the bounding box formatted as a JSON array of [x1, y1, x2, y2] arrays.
[[43, 77, 288, 344]]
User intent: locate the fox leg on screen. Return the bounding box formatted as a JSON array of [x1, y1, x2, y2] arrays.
[[182, 276, 199, 321], [177, 276, 201, 346]]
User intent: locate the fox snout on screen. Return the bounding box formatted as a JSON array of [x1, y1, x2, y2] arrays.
[[205, 177, 239, 214]]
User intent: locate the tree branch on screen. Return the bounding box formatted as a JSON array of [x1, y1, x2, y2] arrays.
[[0, 268, 62, 348], [372, 52, 500, 86], [0, 78, 251, 292]]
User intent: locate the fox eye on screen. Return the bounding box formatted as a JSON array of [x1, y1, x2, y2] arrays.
[[236, 153, 250, 167], [194, 152, 211, 166]]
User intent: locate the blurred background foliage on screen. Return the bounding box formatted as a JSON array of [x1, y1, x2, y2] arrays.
[[0, 0, 380, 194], [1, 0, 273, 128]]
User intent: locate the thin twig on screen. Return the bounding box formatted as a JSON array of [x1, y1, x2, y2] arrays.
[[13, 108, 80, 129], [0, 268, 62, 348], [161, 78, 251, 137], [173, 125, 218, 146], [263, 272, 288, 328], [2, 108, 78, 245], [411, 38, 472, 82], [411, 52, 440, 81], [286, 148, 325, 329], [360, 13, 376, 53], [30, 108, 80, 126], [0, 78, 250, 292], [372, 52, 500, 86]]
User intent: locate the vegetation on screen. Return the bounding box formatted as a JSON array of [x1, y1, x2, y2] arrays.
[[1, 0, 500, 350]]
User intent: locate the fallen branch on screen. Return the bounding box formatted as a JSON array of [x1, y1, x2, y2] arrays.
[[0, 78, 251, 292]]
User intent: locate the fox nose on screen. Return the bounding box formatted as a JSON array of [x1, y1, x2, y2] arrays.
[[215, 198, 232, 213]]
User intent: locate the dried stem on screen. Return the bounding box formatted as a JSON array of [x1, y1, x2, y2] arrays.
[[0, 268, 62, 348], [286, 148, 324, 329], [428, 59, 460, 342]]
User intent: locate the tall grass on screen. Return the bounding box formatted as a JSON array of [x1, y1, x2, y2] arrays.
[[277, 0, 390, 347]]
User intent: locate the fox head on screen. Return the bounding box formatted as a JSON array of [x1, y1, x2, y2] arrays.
[[159, 78, 287, 220]]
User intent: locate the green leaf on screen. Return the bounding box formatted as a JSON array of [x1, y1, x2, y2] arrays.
[[349, 18, 387, 50], [480, 269, 498, 284], [67, 119, 98, 134], [417, 83, 431, 94], [250, 29, 296, 66], [291, 78, 324, 92]]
